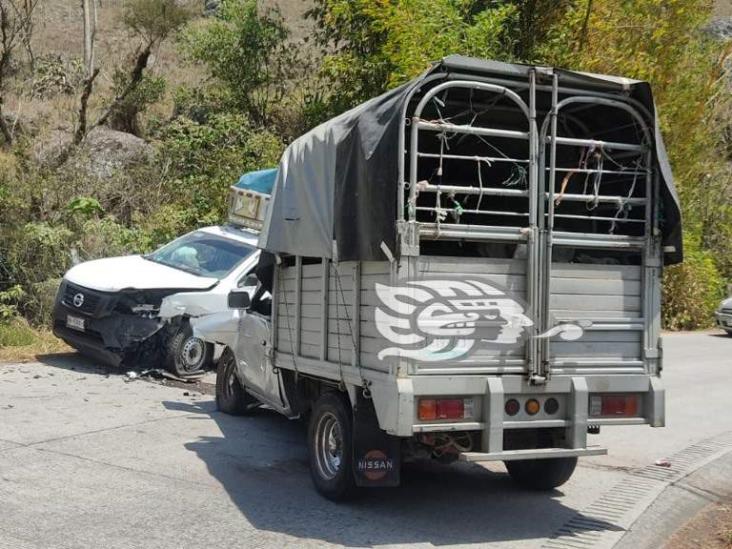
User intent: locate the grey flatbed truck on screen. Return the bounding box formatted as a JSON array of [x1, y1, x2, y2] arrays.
[[203, 56, 682, 500]]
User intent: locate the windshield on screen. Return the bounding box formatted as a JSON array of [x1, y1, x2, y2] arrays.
[[145, 231, 255, 279]]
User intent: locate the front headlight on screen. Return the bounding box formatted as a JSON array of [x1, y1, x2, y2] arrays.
[[116, 289, 177, 317]]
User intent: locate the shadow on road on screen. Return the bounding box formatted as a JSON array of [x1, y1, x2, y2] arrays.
[[35, 352, 214, 393], [163, 399, 621, 547], [35, 352, 116, 374]]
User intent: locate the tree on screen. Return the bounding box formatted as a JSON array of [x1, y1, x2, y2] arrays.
[[81, 0, 97, 76], [502, 0, 573, 60], [94, 0, 192, 135], [15, 0, 39, 70], [182, 0, 297, 127], [75, 0, 100, 146], [0, 0, 40, 145], [306, 0, 518, 116]]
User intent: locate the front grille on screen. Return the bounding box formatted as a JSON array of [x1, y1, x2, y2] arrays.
[[62, 282, 102, 315], [721, 307, 732, 315]]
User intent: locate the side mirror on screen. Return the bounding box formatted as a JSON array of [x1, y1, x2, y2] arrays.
[[228, 290, 251, 309]]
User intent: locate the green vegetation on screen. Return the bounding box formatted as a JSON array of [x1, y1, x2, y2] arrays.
[[181, 0, 299, 130], [0, 0, 729, 354]]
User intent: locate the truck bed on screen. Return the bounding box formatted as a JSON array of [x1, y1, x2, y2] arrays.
[[273, 255, 649, 380]]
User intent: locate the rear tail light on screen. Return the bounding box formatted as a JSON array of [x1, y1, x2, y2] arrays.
[[504, 399, 520, 416], [418, 398, 473, 420], [525, 399, 541, 415], [544, 397, 559, 415], [589, 394, 640, 417]]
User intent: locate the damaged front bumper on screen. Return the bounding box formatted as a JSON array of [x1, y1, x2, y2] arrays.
[[53, 282, 169, 367]]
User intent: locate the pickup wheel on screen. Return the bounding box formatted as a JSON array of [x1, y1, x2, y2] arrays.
[[308, 392, 357, 501], [505, 457, 578, 491], [166, 323, 212, 377], [215, 348, 259, 415]]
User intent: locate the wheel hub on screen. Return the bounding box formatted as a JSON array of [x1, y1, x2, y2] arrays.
[[314, 412, 343, 480], [180, 336, 205, 371]]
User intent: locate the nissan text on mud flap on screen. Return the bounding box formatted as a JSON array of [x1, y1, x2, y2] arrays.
[[52, 169, 275, 376], [203, 56, 682, 500]]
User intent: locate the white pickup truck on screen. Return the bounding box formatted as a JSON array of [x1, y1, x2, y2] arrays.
[[198, 56, 683, 500], [52, 170, 273, 375]]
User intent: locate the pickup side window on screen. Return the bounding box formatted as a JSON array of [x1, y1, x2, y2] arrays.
[[237, 272, 259, 288], [242, 272, 272, 316]]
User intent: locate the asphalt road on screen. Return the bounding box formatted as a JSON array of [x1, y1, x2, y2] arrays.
[[0, 331, 730, 549]]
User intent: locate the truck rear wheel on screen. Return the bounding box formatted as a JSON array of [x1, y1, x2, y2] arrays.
[[308, 392, 357, 501], [505, 457, 577, 490], [215, 348, 258, 415]]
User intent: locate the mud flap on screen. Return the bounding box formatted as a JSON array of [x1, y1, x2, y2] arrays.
[[352, 394, 401, 487]]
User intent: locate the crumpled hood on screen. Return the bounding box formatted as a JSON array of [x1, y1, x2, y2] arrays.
[[64, 255, 218, 293]]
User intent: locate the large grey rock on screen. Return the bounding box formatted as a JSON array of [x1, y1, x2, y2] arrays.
[[203, 0, 219, 15], [32, 129, 72, 167], [705, 17, 732, 40], [73, 126, 155, 180]]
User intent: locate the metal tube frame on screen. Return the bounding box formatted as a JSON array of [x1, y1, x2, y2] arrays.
[[537, 85, 657, 381], [395, 70, 661, 384], [406, 77, 542, 379], [407, 80, 531, 225]]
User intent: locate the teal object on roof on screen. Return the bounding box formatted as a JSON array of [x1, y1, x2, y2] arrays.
[[234, 168, 277, 195]]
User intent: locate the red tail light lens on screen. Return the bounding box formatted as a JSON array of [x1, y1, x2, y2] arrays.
[[437, 399, 464, 419], [418, 398, 467, 420], [589, 394, 640, 417], [505, 399, 520, 416]]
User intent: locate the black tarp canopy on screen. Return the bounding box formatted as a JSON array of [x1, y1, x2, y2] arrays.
[[259, 55, 682, 265]]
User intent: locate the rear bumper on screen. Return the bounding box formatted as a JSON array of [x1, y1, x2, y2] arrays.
[[377, 374, 664, 458], [460, 446, 607, 462]]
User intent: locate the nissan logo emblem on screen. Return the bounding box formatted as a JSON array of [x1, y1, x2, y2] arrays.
[[72, 293, 85, 308]]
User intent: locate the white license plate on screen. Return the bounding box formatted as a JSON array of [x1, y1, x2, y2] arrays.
[[66, 315, 85, 331]]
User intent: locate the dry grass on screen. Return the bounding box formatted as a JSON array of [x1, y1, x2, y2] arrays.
[[2, 0, 316, 140], [269, 0, 315, 41], [0, 325, 70, 363], [665, 501, 732, 549], [714, 0, 732, 16], [4, 0, 207, 138]]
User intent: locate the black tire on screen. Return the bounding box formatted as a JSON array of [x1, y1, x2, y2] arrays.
[[215, 348, 259, 415], [505, 457, 578, 490], [166, 322, 212, 377], [725, 330, 732, 337], [308, 392, 357, 501]]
